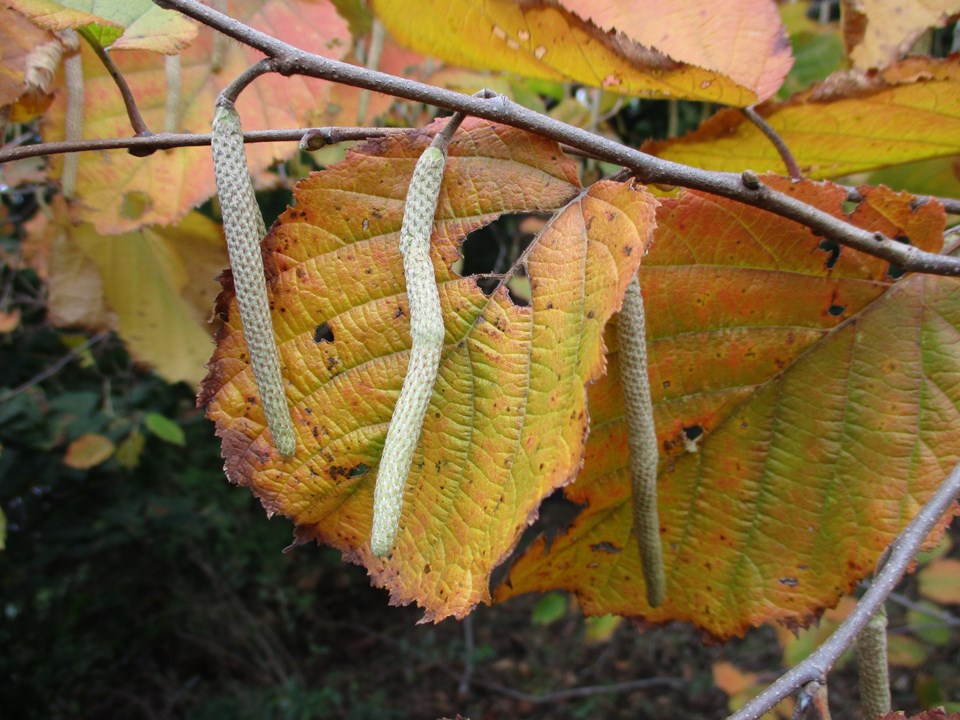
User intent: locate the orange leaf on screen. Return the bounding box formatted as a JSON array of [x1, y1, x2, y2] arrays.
[[200, 118, 659, 621], [842, 0, 960, 70], [644, 56, 960, 179], [41, 0, 351, 233], [713, 661, 758, 696], [0, 6, 58, 113], [64, 433, 115, 469], [373, 0, 791, 104], [918, 557, 960, 604], [495, 179, 960, 639]]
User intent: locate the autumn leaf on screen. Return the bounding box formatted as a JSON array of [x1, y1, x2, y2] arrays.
[[7, 0, 197, 54], [41, 0, 351, 233], [64, 433, 115, 469], [644, 56, 960, 179], [842, 0, 960, 70], [0, 6, 60, 119], [373, 0, 791, 104], [200, 118, 658, 621], [495, 179, 960, 640], [22, 201, 227, 386], [918, 558, 960, 604]]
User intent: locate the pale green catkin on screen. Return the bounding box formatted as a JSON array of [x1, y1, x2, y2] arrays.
[[617, 273, 666, 607], [856, 604, 891, 719], [211, 103, 296, 458], [370, 145, 447, 557]]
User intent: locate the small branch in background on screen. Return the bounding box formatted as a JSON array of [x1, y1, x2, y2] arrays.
[[61, 33, 83, 199], [844, 186, 960, 217], [471, 675, 685, 704], [856, 604, 890, 719], [667, 98, 680, 138], [356, 17, 385, 125], [742, 106, 801, 179], [456, 613, 475, 698], [0, 126, 410, 164], [881, 587, 960, 628], [727, 459, 960, 720], [77, 27, 152, 140], [0, 331, 110, 404], [164, 54, 182, 133]]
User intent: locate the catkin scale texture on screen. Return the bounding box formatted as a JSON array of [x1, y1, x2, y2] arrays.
[[370, 146, 446, 557], [617, 274, 666, 607], [212, 104, 296, 458]]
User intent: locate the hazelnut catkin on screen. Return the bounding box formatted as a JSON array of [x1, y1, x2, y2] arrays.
[[370, 145, 447, 557], [211, 101, 296, 458]]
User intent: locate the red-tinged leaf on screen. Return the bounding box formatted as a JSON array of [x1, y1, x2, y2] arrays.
[[374, 0, 791, 104], [495, 179, 960, 639], [842, 0, 960, 70], [878, 711, 960, 720], [64, 433, 115, 469], [200, 118, 659, 621], [42, 0, 351, 233], [644, 56, 960, 179], [918, 558, 960, 604]]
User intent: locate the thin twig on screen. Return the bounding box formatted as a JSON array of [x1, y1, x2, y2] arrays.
[[0, 331, 110, 403], [728, 459, 960, 720], [77, 27, 152, 139], [0, 126, 410, 164], [220, 58, 276, 104], [356, 18, 385, 125], [845, 186, 960, 216], [147, 0, 960, 277], [742, 106, 801, 179], [469, 675, 685, 704], [457, 613, 475, 698]]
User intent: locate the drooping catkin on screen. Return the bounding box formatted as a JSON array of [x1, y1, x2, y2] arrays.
[[370, 145, 447, 557], [856, 604, 891, 719], [211, 102, 296, 458], [618, 273, 666, 607]]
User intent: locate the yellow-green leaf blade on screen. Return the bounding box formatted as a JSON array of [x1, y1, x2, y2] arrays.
[[496, 181, 960, 640], [645, 56, 960, 179], [201, 119, 659, 620]]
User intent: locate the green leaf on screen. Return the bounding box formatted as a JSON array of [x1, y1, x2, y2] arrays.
[[531, 592, 568, 626], [115, 429, 146, 468], [144, 413, 185, 447]]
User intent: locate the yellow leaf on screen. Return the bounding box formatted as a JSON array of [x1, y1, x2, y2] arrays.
[[645, 56, 960, 179], [64, 433, 115, 469], [200, 118, 657, 621], [373, 0, 792, 104], [842, 0, 960, 70]]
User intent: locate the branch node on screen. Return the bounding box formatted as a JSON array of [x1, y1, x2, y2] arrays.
[[741, 169, 761, 191]]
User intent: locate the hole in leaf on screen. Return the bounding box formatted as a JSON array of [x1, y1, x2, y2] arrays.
[[314, 323, 334, 343], [459, 212, 547, 297], [682, 424, 703, 441], [886, 264, 907, 280], [489, 488, 585, 591], [827, 304, 845, 317], [818, 239, 840, 269]]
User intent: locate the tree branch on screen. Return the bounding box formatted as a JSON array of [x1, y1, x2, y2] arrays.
[[150, 0, 960, 277], [77, 27, 152, 142], [727, 459, 960, 720], [0, 127, 410, 164]]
